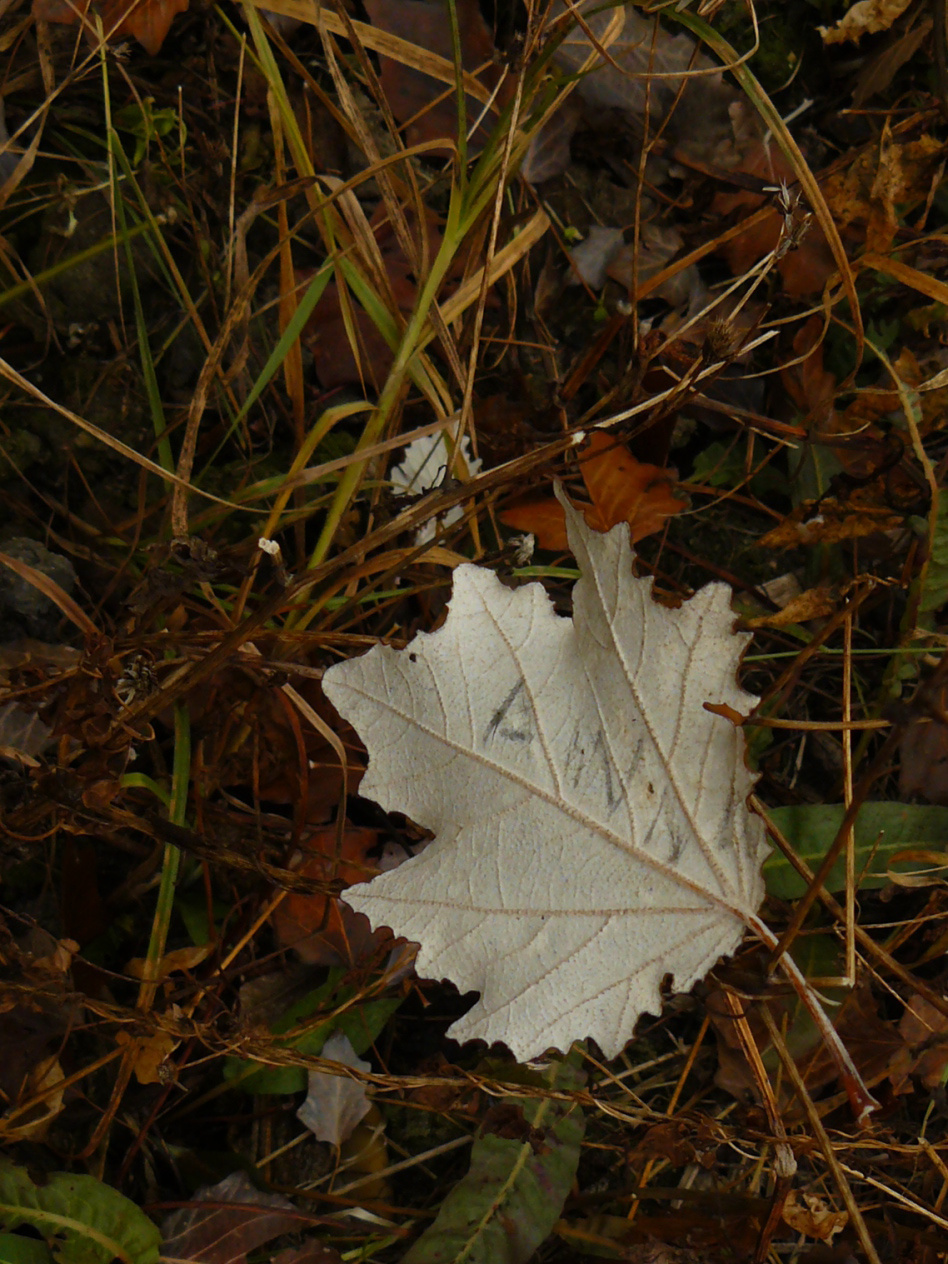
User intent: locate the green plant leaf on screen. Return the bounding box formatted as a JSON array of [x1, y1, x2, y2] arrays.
[[403, 1055, 585, 1264], [0, 1232, 54, 1264], [0, 1162, 160, 1264], [762, 802, 948, 898], [223, 974, 401, 1094], [919, 494, 948, 618]]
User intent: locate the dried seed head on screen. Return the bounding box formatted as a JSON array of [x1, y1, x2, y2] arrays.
[[703, 318, 741, 363]]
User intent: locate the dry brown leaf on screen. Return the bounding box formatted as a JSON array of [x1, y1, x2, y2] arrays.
[[550, 0, 746, 170], [709, 974, 900, 1112], [743, 586, 838, 629], [0, 701, 52, 765], [126, 943, 212, 983], [500, 432, 686, 550], [900, 688, 948, 804], [521, 98, 582, 184], [0, 1056, 65, 1142], [780, 316, 837, 423], [782, 1190, 849, 1242], [161, 1171, 302, 1264], [890, 993, 948, 1091], [272, 1246, 342, 1264], [819, 129, 946, 256], [115, 1029, 179, 1086], [758, 497, 904, 550], [607, 222, 704, 310], [712, 145, 836, 297], [853, 18, 931, 105], [364, 0, 510, 149], [31, 0, 189, 53], [820, 0, 914, 45]]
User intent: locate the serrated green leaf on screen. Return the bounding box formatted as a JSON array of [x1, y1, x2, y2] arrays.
[[0, 1162, 160, 1264], [762, 801, 948, 898], [403, 1056, 585, 1264]]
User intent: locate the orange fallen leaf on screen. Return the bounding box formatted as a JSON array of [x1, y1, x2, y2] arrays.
[[272, 826, 395, 968], [712, 145, 836, 297], [500, 431, 686, 550], [32, 0, 189, 54], [115, 1030, 179, 1086]]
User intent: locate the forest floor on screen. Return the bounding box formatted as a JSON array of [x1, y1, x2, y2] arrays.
[[2, 1, 948, 1261]]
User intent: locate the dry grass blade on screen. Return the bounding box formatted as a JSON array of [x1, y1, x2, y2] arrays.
[[244, 0, 495, 106], [759, 1007, 880, 1264], [0, 550, 97, 639]]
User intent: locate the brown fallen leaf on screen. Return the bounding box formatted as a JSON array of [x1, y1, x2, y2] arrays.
[[782, 320, 929, 518], [0, 929, 79, 1141], [551, 0, 747, 171], [712, 145, 836, 297], [818, 126, 946, 256], [115, 1029, 179, 1087], [188, 672, 357, 827], [0, 701, 52, 765], [302, 261, 416, 392], [0, 1055, 65, 1142], [743, 586, 838, 629], [364, 0, 511, 150], [161, 1171, 304, 1264], [500, 431, 686, 550], [889, 992, 948, 1091], [757, 496, 904, 550], [302, 202, 464, 392], [272, 1246, 342, 1264], [782, 1189, 849, 1242], [780, 316, 837, 425], [126, 942, 214, 983], [899, 686, 948, 803], [31, 0, 189, 54], [820, 0, 914, 44], [853, 18, 931, 105], [709, 948, 902, 1113]]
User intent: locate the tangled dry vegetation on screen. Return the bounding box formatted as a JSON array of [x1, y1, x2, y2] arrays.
[[2, 0, 948, 1261]]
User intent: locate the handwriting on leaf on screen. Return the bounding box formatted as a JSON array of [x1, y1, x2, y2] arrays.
[[500, 432, 686, 551], [324, 491, 767, 1061]]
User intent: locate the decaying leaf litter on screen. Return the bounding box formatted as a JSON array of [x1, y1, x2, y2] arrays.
[[2, 0, 948, 1260]]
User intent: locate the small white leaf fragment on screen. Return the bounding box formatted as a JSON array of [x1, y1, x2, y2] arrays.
[[390, 421, 483, 544], [324, 491, 768, 1062], [296, 1031, 371, 1147]]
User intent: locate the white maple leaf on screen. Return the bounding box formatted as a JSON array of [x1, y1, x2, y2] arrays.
[[323, 492, 769, 1062]]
